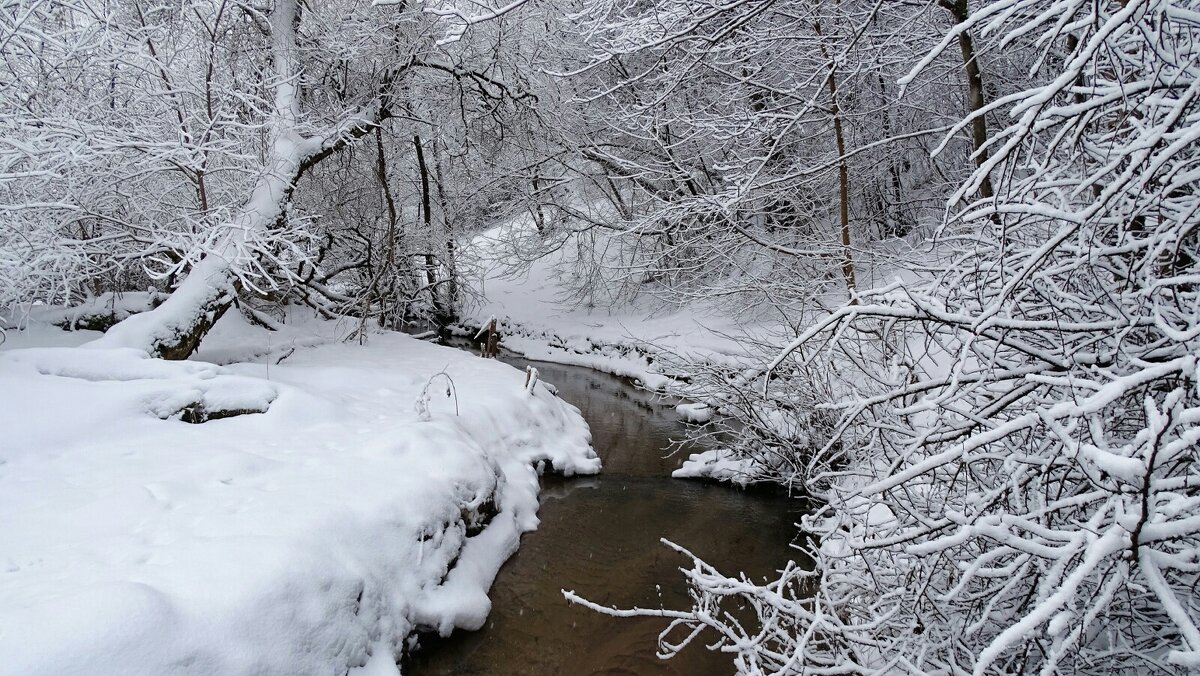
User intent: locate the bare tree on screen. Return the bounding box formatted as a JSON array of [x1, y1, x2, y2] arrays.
[[570, 0, 1200, 672], [89, 0, 401, 357], [550, 0, 975, 321], [1, 0, 543, 352]]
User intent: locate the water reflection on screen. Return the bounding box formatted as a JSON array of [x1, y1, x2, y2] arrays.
[[405, 349, 805, 675]]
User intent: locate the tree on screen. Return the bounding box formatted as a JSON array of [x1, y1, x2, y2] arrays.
[[87, 0, 388, 357], [547, 0, 984, 323], [571, 0, 1200, 672], [1, 0, 545, 356]]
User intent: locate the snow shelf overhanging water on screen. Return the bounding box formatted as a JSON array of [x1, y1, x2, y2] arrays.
[[0, 324, 599, 675]]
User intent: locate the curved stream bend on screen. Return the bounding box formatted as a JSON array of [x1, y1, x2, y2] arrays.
[[405, 351, 805, 675]]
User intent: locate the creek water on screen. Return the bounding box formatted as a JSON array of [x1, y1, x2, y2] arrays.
[[404, 348, 806, 675]]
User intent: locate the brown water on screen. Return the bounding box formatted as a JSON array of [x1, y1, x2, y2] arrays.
[[404, 351, 807, 675]]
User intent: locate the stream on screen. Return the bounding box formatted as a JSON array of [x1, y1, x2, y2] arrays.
[[404, 347, 806, 675]]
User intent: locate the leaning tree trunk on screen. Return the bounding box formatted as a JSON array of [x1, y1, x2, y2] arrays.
[[88, 0, 390, 360]]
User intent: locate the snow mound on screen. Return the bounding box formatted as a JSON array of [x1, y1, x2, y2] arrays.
[[11, 291, 165, 332], [675, 402, 715, 424], [671, 449, 762, 487], [0, 324, 598, 675]]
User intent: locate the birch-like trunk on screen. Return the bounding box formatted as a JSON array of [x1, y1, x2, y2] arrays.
[[90, 0, 387, 359]]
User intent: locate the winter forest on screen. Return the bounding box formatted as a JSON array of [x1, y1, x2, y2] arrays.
[[1, 0, 1198, 674]]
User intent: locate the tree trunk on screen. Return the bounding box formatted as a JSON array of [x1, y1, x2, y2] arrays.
[[89, 0, 390, 359], [413, 133, 451, 324], [815, 21, 857, 300], [374, 124, 409, 325], [530, 174, 547, 232], [431, 139, 459, 314], [877, 71, 907, 237], [941, 0, 995, 200]]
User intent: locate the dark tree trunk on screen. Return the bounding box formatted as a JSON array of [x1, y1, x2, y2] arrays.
[[413, 134, 451, 324], [941, 0, 996, 201], [816, 21, 857, 299], [431, 139, 459, 314]]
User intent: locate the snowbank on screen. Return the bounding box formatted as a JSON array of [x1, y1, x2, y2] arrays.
[[671, 449, 764, 487], [0, 321, 598, 675], [470, 323, 674, 390], [675, 402, 715, 424], [6, 291, 165, 332]]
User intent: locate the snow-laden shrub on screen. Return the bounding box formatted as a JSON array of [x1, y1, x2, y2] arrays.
[[573, 0, 1200, 673]]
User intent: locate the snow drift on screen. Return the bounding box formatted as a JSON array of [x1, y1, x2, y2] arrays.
[[0, 324, 598, 675]]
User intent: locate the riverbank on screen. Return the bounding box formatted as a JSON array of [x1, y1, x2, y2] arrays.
[[0, 314, 598, 675], [403, 353, 806, 675], [461, 221, 783, 394], [458, 222, 797, 488]]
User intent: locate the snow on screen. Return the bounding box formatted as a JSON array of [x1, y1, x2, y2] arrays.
[[462, 219, 780, 399], [671, 449, 763, 487], [191, 305, 347, 365], [0, 315, 598, 674], [0, 322, 100, 350], [675, 402, 715, 424], [8, 291, 165, 332]]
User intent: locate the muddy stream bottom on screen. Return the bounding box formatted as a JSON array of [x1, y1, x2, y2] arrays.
[[403, 349, 806, 675]]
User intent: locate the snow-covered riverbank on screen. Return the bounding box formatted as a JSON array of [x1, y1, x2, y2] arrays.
[[459, 221, 801, 488], [0, 318, 598, 675], [462, 222, 782, 393]]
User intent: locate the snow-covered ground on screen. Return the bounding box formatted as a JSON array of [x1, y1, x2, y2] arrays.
[[463, 221, 777, 391], [460, 217, 920, 487], [459, 220, 801, 486], [0, 314, 598, 675]]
